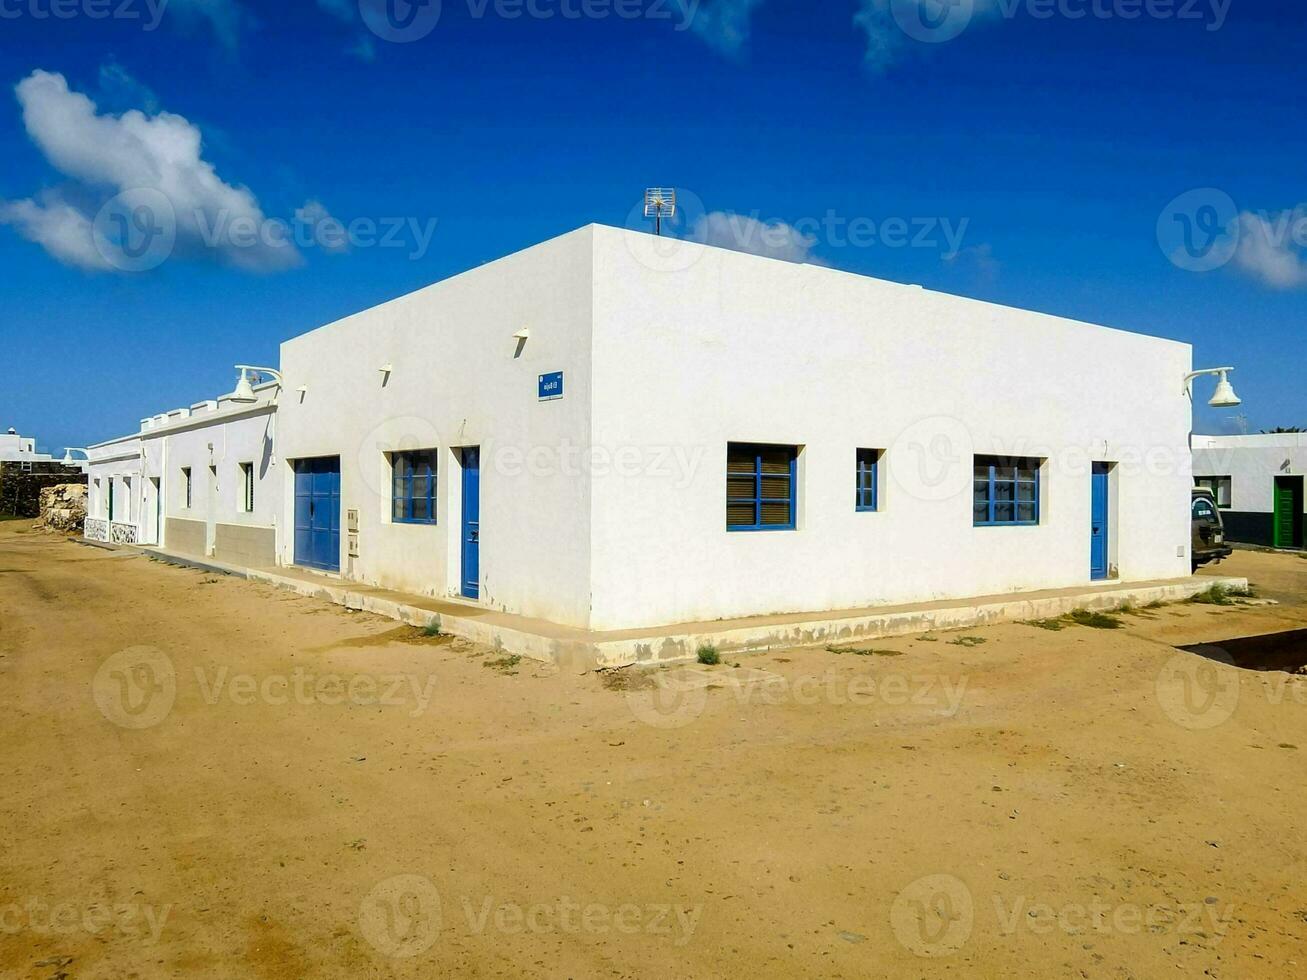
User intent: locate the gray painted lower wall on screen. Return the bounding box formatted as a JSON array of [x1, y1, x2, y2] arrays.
[[214, 523, 276, 568], [164, 518, 276, 566], [165, 517, 206, 557]]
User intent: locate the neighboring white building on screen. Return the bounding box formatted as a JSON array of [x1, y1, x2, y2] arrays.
[[1193, 433, 1306, 549], [0, 427, 53, 464], [86, 224, 1199, 631], [85, 384, 278, 556]]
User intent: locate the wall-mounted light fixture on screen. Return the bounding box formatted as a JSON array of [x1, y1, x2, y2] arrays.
[[1183, 367, 1241, 408], [230, 365, 284, 403]]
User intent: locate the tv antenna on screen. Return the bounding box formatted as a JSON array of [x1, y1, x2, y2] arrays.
[[644, 188, 676, 236]]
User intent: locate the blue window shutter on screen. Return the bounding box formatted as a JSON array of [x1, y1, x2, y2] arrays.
[[728, 443, 797, 531]]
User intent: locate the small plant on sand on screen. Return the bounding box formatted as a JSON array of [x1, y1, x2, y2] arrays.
[[483, 654, 522, 675], [697, 645, 721, 666], [1188, 584, 1254, 606], [422, 622, 442, 637], [948, 635, 986, 648], [1065, 608, 1123, 629], [1022, 618, 1066, 631], [1143, 599, 1166, 610]]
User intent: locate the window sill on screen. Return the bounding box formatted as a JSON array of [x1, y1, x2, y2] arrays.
[[393, 519, 438, 527], [727, 525, 796, 533]]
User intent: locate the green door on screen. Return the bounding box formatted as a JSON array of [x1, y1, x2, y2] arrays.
[[1274, 477, 1304, 549]]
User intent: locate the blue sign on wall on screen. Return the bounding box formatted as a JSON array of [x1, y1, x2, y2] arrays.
[[538, 371, 564, 401]]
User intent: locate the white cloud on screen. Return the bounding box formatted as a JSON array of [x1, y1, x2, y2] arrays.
[[693, 212, 821, 264], [855, 0, 1002, 72], [0, 192, 111, 271], [676, 0, 766, 58], [166, 0, 248, 51], [295, 199, 350, 254], [1232, 209, 1307, 289], [1, 70, 300, 273]]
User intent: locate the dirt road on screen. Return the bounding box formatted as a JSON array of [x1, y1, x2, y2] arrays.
[[2, 524, 1305, 978]]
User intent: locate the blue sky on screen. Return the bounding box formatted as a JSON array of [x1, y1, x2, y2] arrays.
[[1, 0, 1303, 453]]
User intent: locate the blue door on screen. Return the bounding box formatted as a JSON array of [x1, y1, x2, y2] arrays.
[[294, 457, 340, 572], [1090, 462, 1109, 580], [460, 447, 480, 599]]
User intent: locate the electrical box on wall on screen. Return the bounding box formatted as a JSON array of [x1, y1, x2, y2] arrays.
[[346, 510, 360, 558]]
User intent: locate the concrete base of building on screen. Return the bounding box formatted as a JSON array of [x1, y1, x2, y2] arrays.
[[117, 544, 1249, 671], [163, 518, 207, 557], [213, 523, 276, 568]]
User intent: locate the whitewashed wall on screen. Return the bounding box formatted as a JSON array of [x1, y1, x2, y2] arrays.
[[154, 395, 279, 537], [87, 387, 278, 553], [85, 437, 141, 522], [587, 226, 1194, 630], [278, 226, 595, 625], [86, 225, 1198, 633], [1193, 434, 1307, 513]]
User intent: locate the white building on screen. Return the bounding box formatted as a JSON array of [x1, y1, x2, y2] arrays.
[[0, 427, 53, 464], [87, 224, 1199, 631], [84, 384, 278, 555], [1193, 433, 1306, 549]]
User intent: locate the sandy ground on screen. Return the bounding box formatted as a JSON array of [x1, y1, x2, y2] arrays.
[[1, 524, 1305, 979]]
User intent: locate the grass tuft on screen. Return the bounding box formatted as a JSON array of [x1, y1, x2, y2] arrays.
[[1065, 608, 1123, 629], [483, 654, 523, 675], [422, 622, 442, 637], [697, 645, 721, 666], [948, 635, 987, 648], [1188, 584, 1256, 606], [1022, 618, 1067, 631]]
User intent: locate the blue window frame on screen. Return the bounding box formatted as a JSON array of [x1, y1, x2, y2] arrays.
[[856, 448, 880, 512], [727, 443, 797, 531], [392, 450, 438, 525], [974, 456, 1041, 526]]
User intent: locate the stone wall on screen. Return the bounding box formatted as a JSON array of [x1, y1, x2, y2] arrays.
[[0, 461, 87, 518]]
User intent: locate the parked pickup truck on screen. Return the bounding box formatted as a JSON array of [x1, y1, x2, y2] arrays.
[[1192, 487, 1233, 571]]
